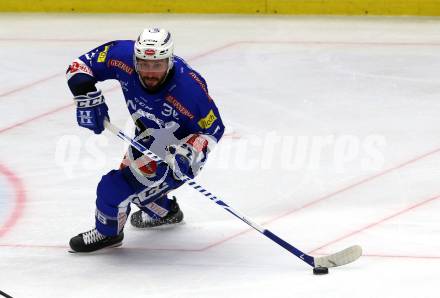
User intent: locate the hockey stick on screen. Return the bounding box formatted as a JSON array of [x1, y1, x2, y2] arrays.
[[0, 289, 13, 298], [103, 120, 362, 270]]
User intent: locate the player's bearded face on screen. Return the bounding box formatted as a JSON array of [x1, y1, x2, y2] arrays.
[[136, 58, 169, 90]]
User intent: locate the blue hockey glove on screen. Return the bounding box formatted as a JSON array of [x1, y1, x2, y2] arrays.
[[73, 89, 109, 134], [165, 134, 210, 179]]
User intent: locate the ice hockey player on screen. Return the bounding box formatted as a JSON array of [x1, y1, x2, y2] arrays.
[[66, 28, 225, 252]]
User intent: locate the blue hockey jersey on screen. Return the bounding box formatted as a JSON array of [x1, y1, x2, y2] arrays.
[[67, 40, 225, 158]]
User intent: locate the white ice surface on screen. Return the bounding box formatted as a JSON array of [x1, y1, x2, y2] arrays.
[[1, 13, 440, 298]]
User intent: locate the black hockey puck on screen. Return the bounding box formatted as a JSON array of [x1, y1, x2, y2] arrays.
[[313, 266, 329, 275]]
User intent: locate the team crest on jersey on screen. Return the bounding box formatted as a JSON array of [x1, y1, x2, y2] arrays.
[[198, 109, 217, 129], [107, 59, 134, 75]]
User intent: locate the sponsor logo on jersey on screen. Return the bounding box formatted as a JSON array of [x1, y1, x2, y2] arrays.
[[107, 59, 134, 75], [165, 94, 194, 120], [133, 108, 175, 129], [97, 45, 110, 63], [188, 72, 212, 101], [68, 59, 93, 76], [127, 98, 153, 112], [198, 109, 217, 129]]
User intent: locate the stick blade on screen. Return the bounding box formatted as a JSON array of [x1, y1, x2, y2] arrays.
[[314, 245, 362, 268]]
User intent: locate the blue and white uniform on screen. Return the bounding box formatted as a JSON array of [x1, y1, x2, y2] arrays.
[[67, 40, 225, 236]]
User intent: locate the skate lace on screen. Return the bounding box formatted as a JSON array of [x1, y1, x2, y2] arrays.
[[83, 229, 106, 245]]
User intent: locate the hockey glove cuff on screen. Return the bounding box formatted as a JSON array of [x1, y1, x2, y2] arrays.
[[74, 89, 109, 134], [165, 134, 210, 179]]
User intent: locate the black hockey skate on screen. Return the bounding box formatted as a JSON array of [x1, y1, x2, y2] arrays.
[[130, 197, 183, 228], [69, 228, 124, 253]]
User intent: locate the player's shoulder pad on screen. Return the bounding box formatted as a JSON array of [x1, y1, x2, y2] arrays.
[[81, 40, 134, 66], [102, 40, 136, 75], [170, 57, 222, 131], [172, 56, 213, 103]]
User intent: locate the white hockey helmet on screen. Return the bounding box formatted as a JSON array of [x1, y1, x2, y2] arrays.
[[134, 28, 174, 72]]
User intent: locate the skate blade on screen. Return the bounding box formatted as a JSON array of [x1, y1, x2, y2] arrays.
[[131, 220, 185, 230], [68, 242, 123, 254]]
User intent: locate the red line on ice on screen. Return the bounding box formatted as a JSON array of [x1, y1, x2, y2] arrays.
[[0, 41, 241, 133], [0, 41, 239, 99], [358, 253, 440, 260], [0, 243, 440, 260], [309, 194, 440, 254], [312, 251, 440, 260], [196, 146, 440, 251], [1, 39, 439, 250], [3, 37, 440, 46], [0, 163, 26, 238], [237, 40, 440, 47], [0, 72, 63, 98], [0, 38, 107, 43], [2, 39, 438, 100], [0, 103, 73, 134]]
